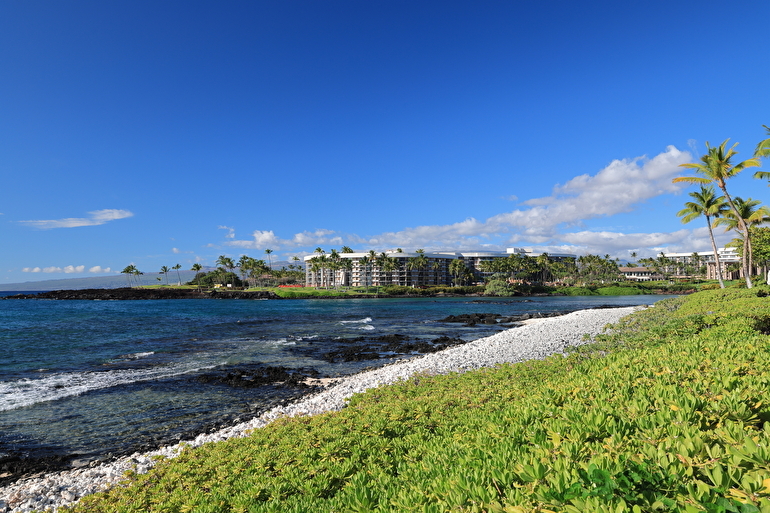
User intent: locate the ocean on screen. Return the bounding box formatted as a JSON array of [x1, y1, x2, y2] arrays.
[[0, 294, 668, 471]]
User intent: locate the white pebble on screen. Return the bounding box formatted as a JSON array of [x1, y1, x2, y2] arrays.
[[0, 306, 640, 512]]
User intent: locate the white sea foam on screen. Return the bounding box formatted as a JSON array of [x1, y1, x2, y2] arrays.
[[265, 338, 297, 346], [0, 362, 214, 412], [110, 351, 156, 362], [339, 317, 373, 325], [0, 306, 644, 513]]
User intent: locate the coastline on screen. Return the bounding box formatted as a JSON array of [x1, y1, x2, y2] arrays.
[[0, 305, 643, 513], [0, 287, 686, 302]]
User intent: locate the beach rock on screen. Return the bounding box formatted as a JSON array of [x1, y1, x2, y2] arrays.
[[195, 365, 319, 388], [0, 306, 644, 512]]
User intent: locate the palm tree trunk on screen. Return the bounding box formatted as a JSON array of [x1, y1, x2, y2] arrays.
[[706, 216, 725, 288], [720, 187, 753, 288]]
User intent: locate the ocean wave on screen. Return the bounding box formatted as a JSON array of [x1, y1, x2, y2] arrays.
[[339, 317, 373, 325], [0, 362, 214, 412], [110, 351, 156, 362], [357, 325, 376, 331], [264, 338, 297, 346]]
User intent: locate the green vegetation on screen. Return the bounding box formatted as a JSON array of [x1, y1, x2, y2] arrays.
[[381, 285, 486, 296], [69, 288, 770, 512]]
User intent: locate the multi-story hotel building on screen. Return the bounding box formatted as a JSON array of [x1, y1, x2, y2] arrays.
[[662, 247, 741, 280], [303, 248, 577, 287]]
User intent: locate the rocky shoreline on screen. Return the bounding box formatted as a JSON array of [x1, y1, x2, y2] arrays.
[[1, 288, 280, 300], [0, 319, 555, 485], [0, 306, 644, 513]]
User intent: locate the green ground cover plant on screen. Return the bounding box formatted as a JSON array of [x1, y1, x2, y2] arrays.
[[595, 286, 645, 295], [69, 288, 770, 512]]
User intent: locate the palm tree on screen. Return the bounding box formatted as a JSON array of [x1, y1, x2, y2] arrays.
[[676, 185, 728, 288], [121, 264, 137, 287], [754, 124, 770, 161], [714, 197, 770, 273], [431, 261, 443, 286], [132, 267, 144, 287], [406, 249, 429, 287], [359, 255, 371, 292], [308, 257, 323, 288], [312, 248, 326, 288], [367, 250, 378, 287], [191, 263, 203, 291], [172, 264, 182, 286], [249, 258, 270, 287], [238, 256, 252, 288], [340, 246, 354, 253], [377, 253, 397, 288], [264, 249, 274, 285], [160, 266, 170, 285], [328, 249, 341, 289], [535, 253, 551, 283], [674, 140, 761, 287], [449, 259, 468, 286], [215, 255, 235, 287]]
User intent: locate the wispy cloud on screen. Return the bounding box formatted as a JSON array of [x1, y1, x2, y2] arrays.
[[226, 229, 346, 251], [363, 146, 693, 250], [218, 226, 235, 238], [23, 265, 86, 273], [218, 146, 695, 257], [20, 209, 134, 229]]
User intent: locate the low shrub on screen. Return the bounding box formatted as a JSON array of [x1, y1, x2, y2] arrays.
[[75, 288, 770, 513], [595, 286, 645, 295], [556, 286, 597, 296]]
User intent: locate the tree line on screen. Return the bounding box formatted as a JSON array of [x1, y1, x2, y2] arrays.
[[191, 252, 305, 290]]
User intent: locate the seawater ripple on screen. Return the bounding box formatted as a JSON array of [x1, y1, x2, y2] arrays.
[[0, 363, 214, 412], [0, 295, 670, 468]]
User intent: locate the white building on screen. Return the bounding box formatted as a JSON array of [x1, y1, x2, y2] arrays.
[[304, 248, 577, 287], [619, 267, 662, 282], [663, 248, 741, 280]]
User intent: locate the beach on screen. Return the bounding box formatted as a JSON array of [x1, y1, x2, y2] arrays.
[[0, 305, 642, 512]]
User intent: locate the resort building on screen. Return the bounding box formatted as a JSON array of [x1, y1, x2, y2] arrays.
[[619, 267, 662, 282], [662, 248, 741, 280], [303, 248, 577, 288]]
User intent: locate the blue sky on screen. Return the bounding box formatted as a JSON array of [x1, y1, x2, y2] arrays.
[[2, 0, 769, 284]]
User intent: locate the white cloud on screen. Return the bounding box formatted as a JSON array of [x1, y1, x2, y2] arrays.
[[217, 146, 701, 258], [19, 209, 134, 229], [89, 266, 111, 273], [23, 265, 88, 274], [356, 146, 693, 251], [226, 228, 352, 251], [219, 226, 235, 238], [487, 145, 691, 237], [172, 248, 180, 254]]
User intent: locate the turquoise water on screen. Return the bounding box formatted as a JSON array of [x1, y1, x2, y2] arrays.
[[0, 295, 668, 465]]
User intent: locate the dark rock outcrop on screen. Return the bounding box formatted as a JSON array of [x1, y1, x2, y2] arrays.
[[438, 311, 571, 326]]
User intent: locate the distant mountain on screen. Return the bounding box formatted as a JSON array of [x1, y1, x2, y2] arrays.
[[0, 270, 201, 292], [1, 261, 304, 292]]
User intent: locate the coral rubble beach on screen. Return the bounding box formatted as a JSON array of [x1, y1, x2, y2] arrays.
[[0, 306, 642, 513]]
